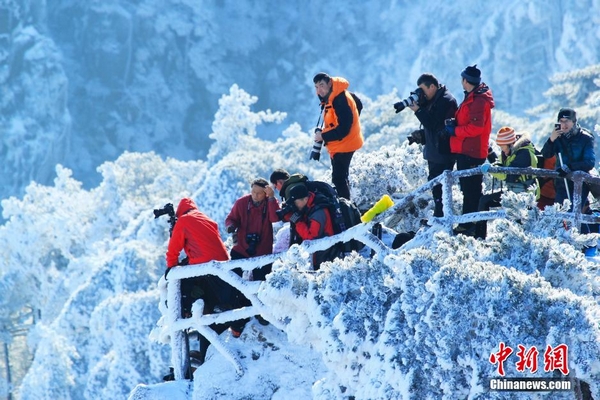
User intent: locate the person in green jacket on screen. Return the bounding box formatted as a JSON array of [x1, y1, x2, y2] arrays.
[[475, 126, 538, 239]]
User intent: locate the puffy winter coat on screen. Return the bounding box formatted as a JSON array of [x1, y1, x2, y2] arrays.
[[491, 135, 538, 193], [225, 194, 280, 258], [541, 125, 595, 202], [450, 83, 495, 158], [166, 198, 229, 268], [321, 77, 364, 157], [414, 85, 458, 163], [541, 126, 595, 173], [290, 192, 335, 241]]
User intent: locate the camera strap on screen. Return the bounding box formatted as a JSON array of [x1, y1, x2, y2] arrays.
[[245, 198, 267, 234]]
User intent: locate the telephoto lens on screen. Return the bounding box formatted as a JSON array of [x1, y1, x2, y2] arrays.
[[310, 140, 323, 161]]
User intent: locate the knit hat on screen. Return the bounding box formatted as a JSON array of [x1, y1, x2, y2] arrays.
[[288, 184, 309, 201], [496, 126, 516, 145], [557, 108, 577, 122], [461, 64, 481, 85]]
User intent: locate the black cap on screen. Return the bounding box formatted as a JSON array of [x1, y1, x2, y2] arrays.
[[557, 108, 577, 122], [461, 64, 481, 85], [288, 184, 309, 201]]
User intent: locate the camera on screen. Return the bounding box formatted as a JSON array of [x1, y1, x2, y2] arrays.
[[246, 233, 260, 256], [394, 87, 424, 113], [408, 129, 425, 145], [444, 118, 456, 127], [554, 123, 561, 131], [486, 145, 498, 164], [310, 140, 323, 161], [153, 203, 177, 236], [276, 202, 295, 220], [310, 127, 324, 161], [153, 203, 174, 219]]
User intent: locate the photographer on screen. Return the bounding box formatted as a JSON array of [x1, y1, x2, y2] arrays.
[[402, 73, 458, 217], [225, 178, 280, 278], [164, 197, 232, 365], [282, 184, 337, 270], [541, 108, 595, 211], [312, 72, 364, 200]]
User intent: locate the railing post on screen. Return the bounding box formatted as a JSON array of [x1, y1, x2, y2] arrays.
[[167, 278, 189, 380], [572, 173, 584, 231], [442, 170, 455, 232]]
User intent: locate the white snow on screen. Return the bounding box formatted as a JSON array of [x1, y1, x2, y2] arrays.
[[2, 1, 600, 399]]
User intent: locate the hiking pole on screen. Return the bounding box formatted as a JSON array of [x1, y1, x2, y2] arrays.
[[309, 106, 325, 161], [558, 152, 571, 202]]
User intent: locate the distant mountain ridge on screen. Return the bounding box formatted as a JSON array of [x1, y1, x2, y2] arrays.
[[1, 0, 599, 202]]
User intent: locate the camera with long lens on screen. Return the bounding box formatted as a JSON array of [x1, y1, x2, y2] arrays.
[[408, 129, 425, 145], [246, 233, 260, 256], [153, 203, 174, 219], [394, 87, 424, 113], [310, 128, 323, 161], [276, 202, 295, 221], [153, 203, 177, 236]]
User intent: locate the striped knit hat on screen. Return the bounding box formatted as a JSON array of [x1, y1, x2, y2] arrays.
[[496, 126, 516, 145]]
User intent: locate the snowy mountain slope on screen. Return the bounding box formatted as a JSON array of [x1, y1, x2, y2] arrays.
[[2, 0, 600, 201], [2, 82, 600, 399]]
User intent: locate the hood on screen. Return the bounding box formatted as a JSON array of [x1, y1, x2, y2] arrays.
[[176, 197, 198, 217], [472, 82, 495, 109], [512, 132, 532, 152], [329, 77, 350, 99]]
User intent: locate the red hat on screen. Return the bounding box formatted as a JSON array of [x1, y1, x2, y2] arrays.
[[496, 126, 516, 145]]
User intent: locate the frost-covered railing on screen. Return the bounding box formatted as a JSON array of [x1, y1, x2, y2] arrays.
[[156, 166, 600, 381], [155, 222, 384, 381], [374, 166, 600, 231]]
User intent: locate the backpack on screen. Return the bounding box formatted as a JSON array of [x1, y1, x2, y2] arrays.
[[281, 174, 364, 253], [336, 197, 365, 253], [350, 92, 363, 115]]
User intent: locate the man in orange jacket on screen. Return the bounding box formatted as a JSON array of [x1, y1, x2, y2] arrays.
[[312, 72, 364, 200]]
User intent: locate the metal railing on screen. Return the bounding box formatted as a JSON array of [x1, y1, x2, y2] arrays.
[[156, 166, 600, 381]]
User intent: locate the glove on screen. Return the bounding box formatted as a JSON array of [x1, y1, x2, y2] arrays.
[[226, 225, 236, 233], [557, 164, 571, 177], [164, 267, 172, 280], [289, 212, 302, 224], [480, 163, 491, 174], [444, 124, 455, 136]]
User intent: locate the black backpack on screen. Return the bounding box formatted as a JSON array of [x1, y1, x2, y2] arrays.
[[350, 92, 363, 116], [281, 174, 364, 252]]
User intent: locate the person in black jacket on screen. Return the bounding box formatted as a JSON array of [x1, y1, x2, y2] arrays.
[[407, 73, 458, 217], [541, 108, 595, 211]]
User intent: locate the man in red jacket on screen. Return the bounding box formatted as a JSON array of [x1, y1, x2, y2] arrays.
[[166, 197, 229, 268], [225, 178, 280, 330], [444, 65, 495, 234], [285, 183, 339, 270], [225, 178, 280, 280], [164, 197, 233, 366]]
